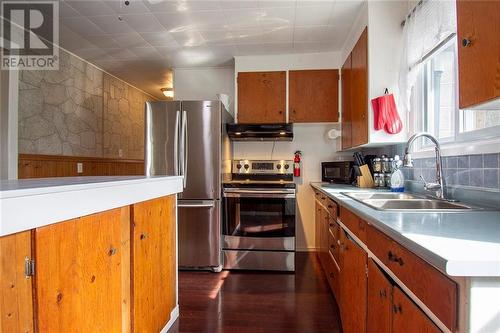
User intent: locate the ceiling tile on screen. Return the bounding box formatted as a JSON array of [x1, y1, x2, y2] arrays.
[[88, 15, 135, 34], [262, 26, 293, 43], [128, 47, 163, 60], [64, 0, 115, 16], [59, 1, 81, 18], [61, 16, 105, 35], [102, 0, 151, 14], [234, 43, 269, 56], [223, 9, 266, 29], [76, 47, 115, 62], [59, 26, 96, 50], [259, 7, 294, 29], [219, 0, 260, 10], [155, 10, 226, 32], [110, 32, 151, 48], [293, 25, 331, 42], [200, 30, 235, 45], [105, 48, 140, 60], [140, 31, 177, 46], [264, 42, 294, 54], [296, 0, 334, 7], [330, 0, 364, 26], [258, 1, 296, 8], [231, 29, 265, 44], [294, 5, 333, 26], [84, 34, 122, 49], [121, 13, 165, 33], [170, 30, 206, 47]]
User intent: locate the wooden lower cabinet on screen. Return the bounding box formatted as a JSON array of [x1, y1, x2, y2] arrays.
[[0, 195, 176, 333], [0, 231, 34, 333], [131, 196, 177, 332], [339, 229, 367, 333], [367, 259, 392, 333], [393, 287, 442, 333], [35, 207, 130, 332]]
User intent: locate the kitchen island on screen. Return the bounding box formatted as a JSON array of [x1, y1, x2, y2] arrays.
[[311, 182, 500, 333], [0, 176, 183, 333]]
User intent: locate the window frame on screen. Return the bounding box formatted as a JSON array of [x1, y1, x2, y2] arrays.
[[412, 36, 500, 155]]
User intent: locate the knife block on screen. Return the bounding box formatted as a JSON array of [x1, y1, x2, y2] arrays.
[[357, 165, 374, 188]]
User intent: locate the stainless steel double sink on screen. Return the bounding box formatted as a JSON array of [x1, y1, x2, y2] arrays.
[[341, 192, 474, 211]]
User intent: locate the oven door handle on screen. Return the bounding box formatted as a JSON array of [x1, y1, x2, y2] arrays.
[[223, 190, 295, 199]]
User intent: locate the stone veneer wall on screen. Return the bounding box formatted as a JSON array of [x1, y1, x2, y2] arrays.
[[18, 48, 154, 159]]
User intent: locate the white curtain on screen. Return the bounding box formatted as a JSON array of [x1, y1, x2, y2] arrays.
[[398, 0, 457, 114]]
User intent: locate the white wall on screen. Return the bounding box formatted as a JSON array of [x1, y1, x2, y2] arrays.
[[173, 67, 235, 115], [0, 69, 18, 180], [233, 51, 349, 251], [340, 0, 408, 147], [234, 123, 352, 251]]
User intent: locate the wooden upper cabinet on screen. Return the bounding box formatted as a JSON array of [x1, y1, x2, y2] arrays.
[[289, 69, 339, 123], [367, 259, 392, 333], [132, 196, 176, 333], [393, 287, 442, 333], [237, 71, 286, 124], [35, 207, 129, 333], [0, 231, 34, 333], [341, 53, 352, 149], [351, 27, 369, 147], [457, 1, 500, 108]]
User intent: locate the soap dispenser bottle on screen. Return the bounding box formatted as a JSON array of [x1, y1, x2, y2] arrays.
[[390, 155, 405, 192]]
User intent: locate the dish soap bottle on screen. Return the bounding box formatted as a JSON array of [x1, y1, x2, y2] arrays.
[[390, 155, 405, 192]]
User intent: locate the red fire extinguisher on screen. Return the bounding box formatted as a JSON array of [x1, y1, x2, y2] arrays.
[[294, 151, 302, 177]]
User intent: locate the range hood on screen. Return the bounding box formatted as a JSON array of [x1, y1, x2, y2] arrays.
[[227, 123, 293, 141]]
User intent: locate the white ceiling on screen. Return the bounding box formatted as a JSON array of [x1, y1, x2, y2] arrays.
[[58, 0, 364, 99]]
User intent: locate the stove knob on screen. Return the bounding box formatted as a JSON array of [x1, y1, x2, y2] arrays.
[[284, 164, 290, 170], [276, 164, 282, 170], [236, 164, 242, 169], [244, 164, 249, 170]]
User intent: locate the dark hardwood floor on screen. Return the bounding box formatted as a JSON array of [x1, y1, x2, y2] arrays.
[[168, 252, 342, 333]]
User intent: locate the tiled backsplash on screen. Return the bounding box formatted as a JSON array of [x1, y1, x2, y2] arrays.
[[402, 153, 500, 190]]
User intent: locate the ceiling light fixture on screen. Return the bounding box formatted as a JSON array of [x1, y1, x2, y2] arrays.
[[161, 87, 174, 98]]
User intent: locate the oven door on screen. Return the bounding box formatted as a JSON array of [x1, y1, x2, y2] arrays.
[[222, 188, 295, 251]]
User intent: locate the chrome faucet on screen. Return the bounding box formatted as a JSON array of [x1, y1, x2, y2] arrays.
[[403, 132, 447, 200]]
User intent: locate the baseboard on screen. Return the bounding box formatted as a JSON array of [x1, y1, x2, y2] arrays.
[[160, 305, 179, 333], [296, 247, 318, 252]]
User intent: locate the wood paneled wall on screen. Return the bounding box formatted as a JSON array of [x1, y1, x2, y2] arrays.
[[18, 154, 145, 179]]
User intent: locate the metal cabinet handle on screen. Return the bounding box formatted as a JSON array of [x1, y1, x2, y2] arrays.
[[109, 247, 117, 256], [379, 290, 387, 298], [388, 251, 404, 266], [462, 38, 472, 47], [393, 304, 402, 314], [140, 233, 148, 240]]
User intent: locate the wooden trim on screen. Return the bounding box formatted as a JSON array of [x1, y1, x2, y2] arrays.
[[18, 154, 145, 179]]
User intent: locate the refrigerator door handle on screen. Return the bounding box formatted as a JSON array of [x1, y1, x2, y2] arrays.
[[182, 110, 188, 188], [174, 110, 180, 175]]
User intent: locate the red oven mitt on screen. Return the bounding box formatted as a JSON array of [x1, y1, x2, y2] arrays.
[[371, 90, 403, 134]]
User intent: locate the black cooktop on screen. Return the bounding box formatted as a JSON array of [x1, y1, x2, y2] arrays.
[[223, 180, 296, 189]]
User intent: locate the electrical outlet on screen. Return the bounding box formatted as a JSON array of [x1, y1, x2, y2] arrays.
[[118, 149, 123, 158], [77, 162, 83, 174]]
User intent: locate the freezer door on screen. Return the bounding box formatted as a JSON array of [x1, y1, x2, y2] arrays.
[[145, 101, 181, 176], [179, 101, 221, 199], [178, 199, 221, 269]]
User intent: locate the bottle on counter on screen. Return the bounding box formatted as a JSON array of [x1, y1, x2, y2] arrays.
[[390, 155, 405, 192]]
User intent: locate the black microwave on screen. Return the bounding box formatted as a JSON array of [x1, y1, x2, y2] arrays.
[[321, 161, 354, 184]]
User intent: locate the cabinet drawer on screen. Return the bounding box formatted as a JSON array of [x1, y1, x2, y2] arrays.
[[339, 206, 367, 242], [328, 228, 340, 264], [326, 198, 338, 219], [328, 217, 340, 240], [367, 225, 457, 331]]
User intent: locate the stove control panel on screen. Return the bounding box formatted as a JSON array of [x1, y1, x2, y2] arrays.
[[232, 160, 293, 175]]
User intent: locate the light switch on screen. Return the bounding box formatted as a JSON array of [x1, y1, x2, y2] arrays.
[[77, 162, 83, 174], [118, 149, 123, 157]]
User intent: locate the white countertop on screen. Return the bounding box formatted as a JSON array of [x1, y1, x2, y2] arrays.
[[0, 176, 183, 236], [311, 183, 500, 277]]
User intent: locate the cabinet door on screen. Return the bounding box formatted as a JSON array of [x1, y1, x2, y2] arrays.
[[35, 207, 129, 332], [367, 259, 392, 333], [289, 69, 339, 123], [132, 196, 176, 333], [393, 287, 442, 333], [351, 28, 369, 147], [339, 230, 367, 333], [315, 201, 321, 254], [237, 71, 286, 124], [0, 231, 34, 333], [457, 1, 500, 108], [341, 53, 352, 149]]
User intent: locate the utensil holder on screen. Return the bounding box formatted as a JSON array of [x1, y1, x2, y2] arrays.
[[357, 165, 374, 188]]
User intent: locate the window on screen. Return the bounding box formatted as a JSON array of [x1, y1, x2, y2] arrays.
[[413, 37, 500, 149]]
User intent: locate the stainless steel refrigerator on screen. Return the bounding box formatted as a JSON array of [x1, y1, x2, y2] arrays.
[[145, 100, 233, 272]]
